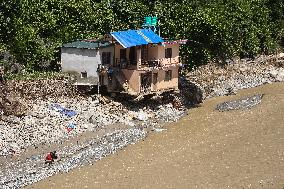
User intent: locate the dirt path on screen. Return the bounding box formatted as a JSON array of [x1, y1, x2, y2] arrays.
[[27, 83, 284, 189]]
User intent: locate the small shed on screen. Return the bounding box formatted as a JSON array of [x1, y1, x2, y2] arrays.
[[61, 40, 113, 84]]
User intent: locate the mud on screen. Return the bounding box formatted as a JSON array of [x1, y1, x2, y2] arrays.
[[27, 83, 284, 189]]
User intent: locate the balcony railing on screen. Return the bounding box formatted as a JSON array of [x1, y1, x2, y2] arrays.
[[114, 58, 137, 69], [114, 57, 180, 70]]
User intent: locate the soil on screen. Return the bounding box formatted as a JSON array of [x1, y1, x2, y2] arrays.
[[26, 83, 284, 189]]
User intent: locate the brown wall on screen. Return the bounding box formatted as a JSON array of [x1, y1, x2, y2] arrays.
[[121, 67, 179, 93], [114, 44, 138, 69], [148, 44, 159, 60], [113, 43, 180, 94], [152, 67, 179, 91], [158, 43, 180, 65], [121, 69, 140, 92]]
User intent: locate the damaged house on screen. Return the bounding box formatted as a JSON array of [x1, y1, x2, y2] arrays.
[[61, 28, 186, 96]]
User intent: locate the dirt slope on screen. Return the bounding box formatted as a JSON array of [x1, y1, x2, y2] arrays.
[[27, 83, 284, 189]]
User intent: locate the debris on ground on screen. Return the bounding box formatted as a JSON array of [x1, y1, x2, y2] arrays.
[[0, 53, 283, 188], [0, 129, 146, 189], [215, 94, 263, 112], [187, 54, 284, 99]]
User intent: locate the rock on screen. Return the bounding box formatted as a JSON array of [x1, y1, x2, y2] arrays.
[[136, 111, 149, 121], [0, 128, 146, 188], [179, 77, 203, 105], [186, 53, 284, 99], [269, 69, 279, 78], [215, 94, 263, 111], [152, 128, 167, 132], [276, 69, 284, 82]]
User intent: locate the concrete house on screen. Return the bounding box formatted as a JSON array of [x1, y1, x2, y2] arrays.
[[61, 40, 113, 84], [61, 29, 186, 96]]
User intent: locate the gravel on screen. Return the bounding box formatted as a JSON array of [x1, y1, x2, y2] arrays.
[[0, 128, 146, 189], [1, 53, 283, 188], [187, 55, 284, 99], [215, 94, 263, 111], [0, 98, 184, 157]]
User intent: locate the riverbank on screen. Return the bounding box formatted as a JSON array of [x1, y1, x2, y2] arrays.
[[27, 82, 284, 189], [1, 54, 284, 188]]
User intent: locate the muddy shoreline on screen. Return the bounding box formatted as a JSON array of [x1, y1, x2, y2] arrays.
[[1, 55, 284, 188], [27, 82, 284, 189]]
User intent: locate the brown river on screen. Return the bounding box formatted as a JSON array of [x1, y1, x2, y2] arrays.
[[27, 83, 284, 189]]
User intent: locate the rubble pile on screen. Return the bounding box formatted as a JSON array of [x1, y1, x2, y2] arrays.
[[178, 77, 203, 106], [0, 78, 77, 117], [0, 85, 27, 117], [0, 95, 185, 156], [187, 54, 284, 99], [4, 79, 77, 100], [216, 94, 263, 112], [154, 104, 185, 122], [1, 53, 283, 187], [0, 128, 146, 188]]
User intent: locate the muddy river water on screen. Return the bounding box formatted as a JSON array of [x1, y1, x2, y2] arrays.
[[27, 83, 284, 189]]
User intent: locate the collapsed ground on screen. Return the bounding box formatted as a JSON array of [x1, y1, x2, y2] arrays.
[[0, 53, 284, 188]]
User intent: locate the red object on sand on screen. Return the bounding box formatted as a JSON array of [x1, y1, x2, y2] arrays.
[[67, 127, 73, 132], [45, 153, 53, 161]]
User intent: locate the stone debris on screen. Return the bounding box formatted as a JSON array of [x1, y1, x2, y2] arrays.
[[0, 96, 184, 156], [0, 80, 185, 187], [0, 53, 283, 188], [187, 54, 284, 99], [0, 128, 146, 189], [152, 128, 167, 132], [216, 94, 263, 112], [179, 77, 203, 106], [154, 104, 185, 123]]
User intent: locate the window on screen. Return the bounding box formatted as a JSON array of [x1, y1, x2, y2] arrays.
[[120, 49, 126, 60], [129, 46, 137, 65], [164, 70, 172, 81], [165, 48, 172, 58], [102, 52, 111, 65], [141, 45, 148, 61], [81, 71, 87, 78]]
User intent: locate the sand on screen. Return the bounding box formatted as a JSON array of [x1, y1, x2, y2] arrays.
[[27, 83, 284, 189]]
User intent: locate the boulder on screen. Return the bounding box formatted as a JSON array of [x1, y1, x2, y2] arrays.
[[276, 69, 284, 82]]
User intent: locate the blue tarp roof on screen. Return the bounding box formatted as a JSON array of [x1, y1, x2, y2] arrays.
[[111, 29, 163, 48]]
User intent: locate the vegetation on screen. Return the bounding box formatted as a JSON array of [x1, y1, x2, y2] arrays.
[[0, 0, 283, 71]]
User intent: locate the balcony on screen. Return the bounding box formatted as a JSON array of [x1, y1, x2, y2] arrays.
[[113, 57, 181, 70], [114, 58, 137, 69], [139, 57, 180, 70]]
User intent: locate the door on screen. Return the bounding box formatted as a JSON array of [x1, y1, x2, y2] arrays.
[[140, 72, 151, 93], [129, 46, 137, 65], [141, 45, 148, 65]]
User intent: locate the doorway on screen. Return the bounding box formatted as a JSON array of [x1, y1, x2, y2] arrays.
[[129, 46, 137, 65], [140, 72, 151, 93]]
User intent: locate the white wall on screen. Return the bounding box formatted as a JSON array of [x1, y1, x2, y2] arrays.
[[61, 46, 114, 78], [99, 46, 115, 66], [61, 47, 99, 77]]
